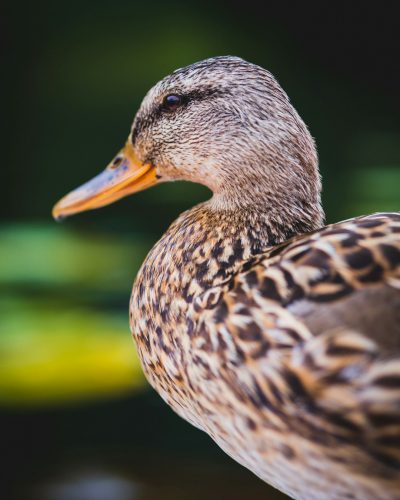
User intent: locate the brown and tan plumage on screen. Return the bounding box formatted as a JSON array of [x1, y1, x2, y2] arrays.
[[53, 56, 400, 499]]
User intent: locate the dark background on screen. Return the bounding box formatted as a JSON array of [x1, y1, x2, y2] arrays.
[[1, 2, 399, 499]]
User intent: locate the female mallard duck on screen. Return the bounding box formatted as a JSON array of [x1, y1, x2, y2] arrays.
[[53, 56, 400, 499]]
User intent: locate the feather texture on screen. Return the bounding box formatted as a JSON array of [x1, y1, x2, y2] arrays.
[[131, 209, 400, 499]]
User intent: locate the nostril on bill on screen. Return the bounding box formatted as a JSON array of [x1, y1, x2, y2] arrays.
[[109, 156, 123, 169]]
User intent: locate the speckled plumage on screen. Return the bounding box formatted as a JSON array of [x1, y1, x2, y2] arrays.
[[56, 56, 400, 499], [128, 58, 400, 499], [131, 205, 400, 499]]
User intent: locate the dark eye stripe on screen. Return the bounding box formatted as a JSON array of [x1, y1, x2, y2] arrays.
[[161, 88, 223, 114], [131, 87, 223, 145]]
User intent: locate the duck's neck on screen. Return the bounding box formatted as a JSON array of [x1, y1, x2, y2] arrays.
[[148, 200, 319, 287], [132, 196, 323, 334], [137, 196, 324, 305]]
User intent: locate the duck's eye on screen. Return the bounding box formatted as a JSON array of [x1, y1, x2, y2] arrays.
[[162, 94, 182, 111]]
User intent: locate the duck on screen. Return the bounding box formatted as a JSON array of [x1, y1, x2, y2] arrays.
[[53, 56, 400, 500]]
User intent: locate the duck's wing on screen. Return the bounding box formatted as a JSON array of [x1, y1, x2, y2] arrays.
[[194, 212, 400, 476], [246, 211, 400, 354]]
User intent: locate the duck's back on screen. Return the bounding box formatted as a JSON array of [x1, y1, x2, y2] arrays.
[[192, 212, 400, 499]]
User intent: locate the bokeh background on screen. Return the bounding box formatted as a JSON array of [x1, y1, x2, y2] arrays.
[[2, 2, 400, 499]]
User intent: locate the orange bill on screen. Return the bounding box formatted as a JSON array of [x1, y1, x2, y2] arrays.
[[52, 142, 158, 220]]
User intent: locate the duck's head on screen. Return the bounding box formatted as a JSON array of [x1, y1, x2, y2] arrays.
[[53, 56, 323, 228]]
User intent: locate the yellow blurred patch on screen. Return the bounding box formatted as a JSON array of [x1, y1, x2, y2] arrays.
[[0, 297, 147, 406]]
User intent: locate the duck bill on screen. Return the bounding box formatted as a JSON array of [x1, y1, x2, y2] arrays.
[[52, 143, 158, 220]]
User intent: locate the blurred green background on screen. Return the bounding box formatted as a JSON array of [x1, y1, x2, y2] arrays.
[[1, 1, 399, 499]]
